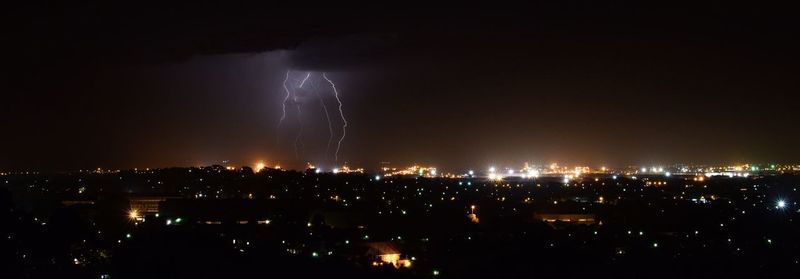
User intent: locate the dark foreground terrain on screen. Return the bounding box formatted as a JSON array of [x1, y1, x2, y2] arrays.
[[2, 167, 799, 278]]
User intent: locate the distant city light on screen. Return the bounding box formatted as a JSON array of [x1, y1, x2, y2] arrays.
[[255, 162, 266, 172], [16, 160, 800, 274], [128, 209, 139, 220]]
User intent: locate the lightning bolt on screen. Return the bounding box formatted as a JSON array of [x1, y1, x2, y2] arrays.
[[293, 71, 311, 159], [302, 73, 334, 160], [277, 70, 292, 143], [323, 73, 347, 161], [298, 72, 311, 88], [313, 86, 334, 159]]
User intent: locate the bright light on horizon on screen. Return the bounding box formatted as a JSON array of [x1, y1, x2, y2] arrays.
[[255, 162, 266, 172], [128, 209, 139, 220]]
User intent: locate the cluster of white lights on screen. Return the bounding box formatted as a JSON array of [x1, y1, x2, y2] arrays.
[[640, 167, 665, 173], [704, 172, 751, 178]]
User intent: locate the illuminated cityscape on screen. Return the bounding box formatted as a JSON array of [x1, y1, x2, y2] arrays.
[[3, 162, 800, 277], [4, 3, 799, 279]]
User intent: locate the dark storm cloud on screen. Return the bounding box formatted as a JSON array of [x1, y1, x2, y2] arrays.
[[287, 34, 401, 71], [2, 3, 799, 171]]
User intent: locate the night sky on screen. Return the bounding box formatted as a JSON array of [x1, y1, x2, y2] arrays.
[[2, 3, 798, 171]]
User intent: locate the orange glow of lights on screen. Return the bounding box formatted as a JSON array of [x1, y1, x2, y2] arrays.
[[128, 209, 140, 220], [403, 260, 412, 268], [255, 162, 266, 172], [380, 253, 400, 265], [376, 254, 412, 268]]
